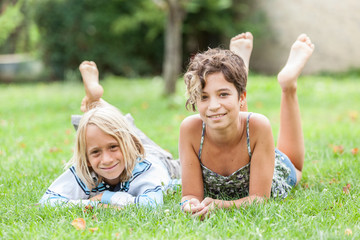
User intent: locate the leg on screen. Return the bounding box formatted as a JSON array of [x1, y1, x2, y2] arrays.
[[230, 32, 253, 112], [124, 113, 180, 178], [79, 61, 105, 112], [72, 61, 115, 129], [276, 34, 314, 183]]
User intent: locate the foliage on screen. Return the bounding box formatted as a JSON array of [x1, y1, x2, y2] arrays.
[[31, 0, 165, 79], [27, 0, 263, 80], [0, 1, 24, 53], [183, 0, 263, 56], [0, 75, 360, 238], [0, 1, 23, 47], [0, 0, 40, 54]]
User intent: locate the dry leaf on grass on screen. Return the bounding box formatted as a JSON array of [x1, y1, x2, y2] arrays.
[[71, 218, 86, 230], [89, 227, 98, 233], [49, 147, 62, 153], [345, 228, 352, 236], [351, 148, 358, 155], [66, 129, 72, 135], [342, 183, 351, 194], [331, 145, 344, 154]]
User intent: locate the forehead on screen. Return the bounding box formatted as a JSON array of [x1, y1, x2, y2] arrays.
[[203, 72, 236, 92], [85, 124, 117, 146]]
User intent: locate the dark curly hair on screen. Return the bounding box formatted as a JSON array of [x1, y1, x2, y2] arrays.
[[184, 48, 247, 111]]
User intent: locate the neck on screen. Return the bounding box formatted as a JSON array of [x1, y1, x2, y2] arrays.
[[206, 116, 244, 146]]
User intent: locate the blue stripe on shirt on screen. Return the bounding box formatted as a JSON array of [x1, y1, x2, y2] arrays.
[[130, 160, 151, 182], [69, 166, 90, 195], [135, 185, 163, 206]]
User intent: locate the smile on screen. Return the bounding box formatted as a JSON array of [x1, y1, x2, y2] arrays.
[[101, 163, 119, 170], [207, 113, 226, 119]]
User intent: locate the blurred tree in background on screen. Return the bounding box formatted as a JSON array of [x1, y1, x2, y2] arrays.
[[1, 0, 264, 92], [0, 0, 38, 54], [158, 0, 258, 95], [32, 0, 165, 80]]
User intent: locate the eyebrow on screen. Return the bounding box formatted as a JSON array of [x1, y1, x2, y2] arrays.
[[202, 88, 232, 94], [87, 147, 99, 153], [217, 88, 232, 92]]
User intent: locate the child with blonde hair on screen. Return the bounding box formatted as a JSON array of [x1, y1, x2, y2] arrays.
[[39, 61, 180, 208], [180, 33, 314, 218]]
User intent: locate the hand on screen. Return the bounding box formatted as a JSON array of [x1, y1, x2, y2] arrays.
[[89, 193, 103, 202], [192, 197, 216, 219], [181, 198, 205, 214]]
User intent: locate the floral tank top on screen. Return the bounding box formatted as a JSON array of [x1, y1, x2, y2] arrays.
[[198, 113, 293, 200]]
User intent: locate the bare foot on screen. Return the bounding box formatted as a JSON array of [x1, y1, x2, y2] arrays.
[[229, 32, 253, 72], [277, 34, 315, 92], [79, 61, 104, 102]]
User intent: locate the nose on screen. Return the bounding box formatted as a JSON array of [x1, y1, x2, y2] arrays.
[[208, 97, 220, 111], [102, 150, 114, 165]]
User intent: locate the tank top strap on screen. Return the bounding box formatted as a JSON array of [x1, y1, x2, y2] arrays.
[[198, 122, 206, 160], [246, 112, 253, 159], [199, 113, 252, 161]]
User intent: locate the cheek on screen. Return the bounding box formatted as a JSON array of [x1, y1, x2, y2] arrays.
[[86, 156, 96, 168], [196, 101, 206, 112], [118, 151, 125, 163]]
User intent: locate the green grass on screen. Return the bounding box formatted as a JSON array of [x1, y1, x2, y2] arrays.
[[0, 74, 359, 239]]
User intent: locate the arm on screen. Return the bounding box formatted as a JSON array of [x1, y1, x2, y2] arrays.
[[194, 114, 275, 217], [39, 167, 99, 207], [179, 116, 208, 214], [247, 113, 275, 199]]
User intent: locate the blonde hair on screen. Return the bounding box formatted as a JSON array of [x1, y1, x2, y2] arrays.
[[184, 48, 247, 111], [67, 105, 144, 189]]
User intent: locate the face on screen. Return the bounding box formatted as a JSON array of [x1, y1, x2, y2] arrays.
[[197, 72, 245, 129], [85, 124, 125, 186]]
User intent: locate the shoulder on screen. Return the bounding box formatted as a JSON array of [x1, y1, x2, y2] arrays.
[[131, 160, 153, 178], [44, 167, 91, 199], [247, 112, 271, 127], [131, 159, 169, 183], [180, 114, 203, 137], [127, 159, 171, 194], [180, 114, 202, 130], [246, 112, 272, 138], [180, 114, 203, 138], [180, 114, 203, 143]]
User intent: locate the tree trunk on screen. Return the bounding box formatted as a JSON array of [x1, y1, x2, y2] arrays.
[[163, 0, 184, 95]]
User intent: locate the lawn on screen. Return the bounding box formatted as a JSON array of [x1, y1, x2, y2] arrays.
[[0, 74, 359, 239]]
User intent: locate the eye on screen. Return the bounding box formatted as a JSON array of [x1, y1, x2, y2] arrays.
[[90, 150, 100, 157], [220, 92, 229, 97], [200, 95, 208, 101], [110, 144, 119, 151]]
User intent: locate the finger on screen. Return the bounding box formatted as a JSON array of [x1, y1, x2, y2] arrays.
[[184, 203, 204, 214], [201, 197, 214, 206], [192, 206, 209, 218], [189, 198, 201, 205]]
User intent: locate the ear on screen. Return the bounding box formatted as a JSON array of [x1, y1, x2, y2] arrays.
[[239, 92, 247, 112], [240, 91, 246, 101]]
